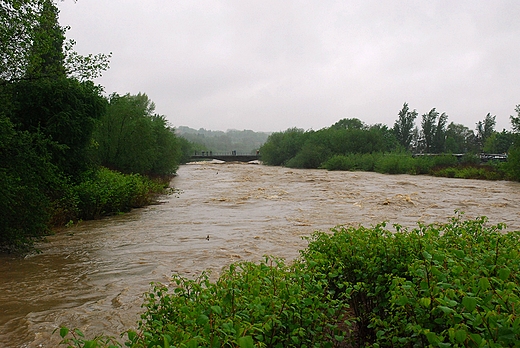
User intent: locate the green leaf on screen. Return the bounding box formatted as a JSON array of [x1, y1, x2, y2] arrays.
[[455, 329, 467, 343], [186, 338, 199, 348], [498, 267, 511, 281], [196, 314, 209, 325], [237, 336, 254, 348], [59, 327, 69, 338], [462, 296, 477, 312], [211, 305, 222, 315], [422, 251, 432, 260], [478, 277, 490, 291], [419, 297, 431, 308], [438, 306, 455, 314]]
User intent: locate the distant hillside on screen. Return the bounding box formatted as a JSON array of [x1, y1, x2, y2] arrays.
[[176, 127, 270, 154]]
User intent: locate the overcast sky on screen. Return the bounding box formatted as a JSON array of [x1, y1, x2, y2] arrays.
[[57, 0, 520, 132]]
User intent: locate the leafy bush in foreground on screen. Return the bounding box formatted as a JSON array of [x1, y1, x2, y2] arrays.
[[128, 257, 348, 347], [302, 215, 520, 347], [58, 215, 520, 347]]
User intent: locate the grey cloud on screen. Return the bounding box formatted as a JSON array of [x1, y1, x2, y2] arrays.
[[59, 0, 520, 132]]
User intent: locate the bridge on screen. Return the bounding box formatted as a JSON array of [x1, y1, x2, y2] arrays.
[[190, 152, 261, 162]]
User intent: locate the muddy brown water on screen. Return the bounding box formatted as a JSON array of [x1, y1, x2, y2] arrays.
[[1, 163, 520, 347]]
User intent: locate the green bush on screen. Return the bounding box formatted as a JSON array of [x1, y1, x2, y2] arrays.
[[302, 215, 520, 346], [58, 215, 520, 347], [129, 257, 348, 348], [321, 153, 382, 171], [73, 168, 165, 220], [374, 153, 416, 174]]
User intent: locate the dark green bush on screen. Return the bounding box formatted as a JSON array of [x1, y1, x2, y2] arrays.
[[73, 167, 165, 220], [302, 215, 520, 347]]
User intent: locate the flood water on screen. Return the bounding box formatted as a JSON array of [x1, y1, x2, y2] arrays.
[[1, 163, 520, 347]]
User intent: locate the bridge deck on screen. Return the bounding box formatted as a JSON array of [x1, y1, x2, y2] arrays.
[[190, 153, 260, 162]]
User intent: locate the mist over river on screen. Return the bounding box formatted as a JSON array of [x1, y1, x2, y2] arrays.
[[1, 163, 520, 347]]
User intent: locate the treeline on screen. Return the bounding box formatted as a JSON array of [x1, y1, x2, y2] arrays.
[[260, 103, 520, 180], [0, 1, 191, 251], [176, 126, 269, 154]]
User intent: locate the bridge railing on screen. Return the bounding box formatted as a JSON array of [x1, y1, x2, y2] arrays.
[[193, 151, 259, 157]]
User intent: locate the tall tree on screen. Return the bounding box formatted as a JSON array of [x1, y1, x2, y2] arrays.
[[393, 102, 417, 151], [432, 112, 448, 153], [476, 113, 496, 151], [93, 93, 181, 175], [0, 0, 110, 83], [445, 122, 476, 153], [0, 0, 40, 81], [506, 105, 520, 180], [511, 105, 520, 133], [420, 108, 438, 153], [25, 0, 66, 79]]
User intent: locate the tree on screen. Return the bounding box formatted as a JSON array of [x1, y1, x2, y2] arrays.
[[0, 0, 40, 81], [259, 128, 307, 166], [445, 122, 476, 154], [420, 108, 438, 153], [393, 102, 417, 151], [483, 130, 514, 154], [25, 0, 66, 79], [8, 77, 107, 179], [510, 104, 520, 133], [331, 118, 365, 130], [0, 0, 110, 82], [476, 113, 496, 152], [505, 105, 520, 180], [0, 113, 61, 250], [432, 112, 448, 153], [93, 93, 181, 175], [419, 109, 448, 153]]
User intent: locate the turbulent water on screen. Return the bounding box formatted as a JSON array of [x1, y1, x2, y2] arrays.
[[1, 163, 520, 347]]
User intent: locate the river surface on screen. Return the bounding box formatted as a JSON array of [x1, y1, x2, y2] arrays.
[[1, 163, 520, 347]]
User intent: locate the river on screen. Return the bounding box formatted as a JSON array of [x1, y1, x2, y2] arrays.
[[1, 163, 520, 347]]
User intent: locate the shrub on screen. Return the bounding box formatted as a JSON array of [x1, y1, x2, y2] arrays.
[[73, 168, 165, 220], [57, 215, 520, 347], [374, 153, 416, 174], [301, 215, 520, 346], [321, 153, 382, 171], [128, 257, 349, 348]]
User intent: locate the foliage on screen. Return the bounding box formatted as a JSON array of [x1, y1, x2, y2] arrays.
[[505, 106, 520, 181], [259, 128, 308, 166], [128, 257, 348, 348], [0, 0, 110, 82], [419, 108, 448, 154], [7, 77, 107, 180], [445, 122, 477, 154], [260, 124, 398, 168], [301, 214, 520, 347], [321, 153, 383, 171], [72, 167, 166, 221], [432, 164, 506, 180], [483, 130, 514, 154], [0, 114, 62, 251], [511, 105, 520, 133], [55, 327, 121, 348], [393, 102, 418, 151], [57, 215, 520, 347], [476, 113, 497, 152], [93, 93, 181, 176]]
